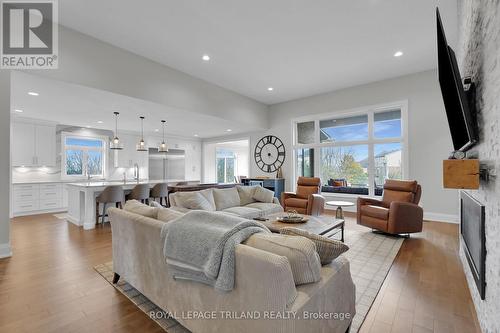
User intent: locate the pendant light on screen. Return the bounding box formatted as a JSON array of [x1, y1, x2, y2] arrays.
[[110, 112, 123, 150], [158, 120, 168, 152], [136, 116, 148, 151]]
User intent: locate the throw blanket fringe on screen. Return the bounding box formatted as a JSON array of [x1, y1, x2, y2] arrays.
[[160, 211, 269, 291]]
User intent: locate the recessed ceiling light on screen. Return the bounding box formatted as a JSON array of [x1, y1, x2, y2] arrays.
[[202, 54, 210, 61], [194, 134, 199, 137], [394, 51, 403, 57], [28, 91, 39, 96], [97, 120, 103, 124], [267, 87, 274, 91], [226, 129, 232, 132], [154, 129, 159, 132], [14, 109, 23, 113]]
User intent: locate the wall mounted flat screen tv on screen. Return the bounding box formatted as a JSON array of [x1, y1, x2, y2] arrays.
[[437, 8, 478, 152]]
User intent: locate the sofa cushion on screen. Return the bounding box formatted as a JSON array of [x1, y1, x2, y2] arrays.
[[245, 202, 284, 215], [253, 186, 275, 203], [360, 205, 389, 220], [124, 200, 159, 218], [175, 190, 216, 211], [280, 227, 349, 265], [213, 187, 241, 210], [245, 233, 321, 285], [284, 197, 308, 209], [236, 185, 257, 206], [157, 208, 185, 223], [221, 206, 261, 219]]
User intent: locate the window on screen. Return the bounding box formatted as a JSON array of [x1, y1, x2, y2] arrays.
[[296, 148, 314, 178], [297, 121, 315, 144], [320, 145, 369, 191], [63, 135, 106, 178], [216, 148, 237, 183], [320, 115, 368, 142], [293, 103, 407, 196]]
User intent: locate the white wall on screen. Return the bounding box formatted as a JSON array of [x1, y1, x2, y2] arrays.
[[217, 70, 458, 220], [0, 72, 10, 258]]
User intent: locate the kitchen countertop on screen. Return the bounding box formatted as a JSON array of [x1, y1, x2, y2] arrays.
[[66, 179, 197, 188], [12, 180, 76, 184]]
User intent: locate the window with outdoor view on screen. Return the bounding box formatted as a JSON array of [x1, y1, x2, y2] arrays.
[[63, 136, 106, 178], [216, 148, 236, 183], [293, 105, 406, 196]]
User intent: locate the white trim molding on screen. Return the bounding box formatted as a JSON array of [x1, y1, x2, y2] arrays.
[[424, 212, 459, 224], [0, 243, 12, 258]]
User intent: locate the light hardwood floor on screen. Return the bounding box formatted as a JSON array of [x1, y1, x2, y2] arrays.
[[0, 212, 480, 333]]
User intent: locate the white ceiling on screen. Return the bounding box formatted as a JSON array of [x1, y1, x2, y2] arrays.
[[58, 0, 457, 105], [11, 71, 261, 138]]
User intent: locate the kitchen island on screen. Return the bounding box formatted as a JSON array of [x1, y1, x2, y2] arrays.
[[66, 180, 187, 229]]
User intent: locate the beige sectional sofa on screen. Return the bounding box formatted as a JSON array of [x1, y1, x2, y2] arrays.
[[169, 185, 284, 218], [109, 205, 356, 333]]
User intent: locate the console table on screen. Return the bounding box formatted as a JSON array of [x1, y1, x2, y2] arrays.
[[241, 178, 285, 203]]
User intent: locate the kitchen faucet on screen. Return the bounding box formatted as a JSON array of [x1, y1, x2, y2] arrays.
[[133, 163, 140, 182]]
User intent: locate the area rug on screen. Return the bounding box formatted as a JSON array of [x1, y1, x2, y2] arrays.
[[94, 229, 403, 333]]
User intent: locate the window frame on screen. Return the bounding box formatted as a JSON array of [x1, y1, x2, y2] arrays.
[[291, 100, 409, 197], [216, 156, 237, 183], [61, 132, 108, 180]]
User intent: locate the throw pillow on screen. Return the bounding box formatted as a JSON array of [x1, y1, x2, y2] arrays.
[[279, 227, 349, 265], [245, 233, 321, 285], [157, 208, 185, 223], [253, 186, 275, 203], [124, 200, 159, 219], [177, 192, 213, 211], [236, 185, 257, 206], [213, 187, 241, 210]]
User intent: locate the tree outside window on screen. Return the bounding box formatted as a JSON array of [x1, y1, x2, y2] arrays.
[[63, 136, 106, 178]]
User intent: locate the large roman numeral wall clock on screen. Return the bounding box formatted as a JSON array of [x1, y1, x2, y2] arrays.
[[254, 135, 286, 173]]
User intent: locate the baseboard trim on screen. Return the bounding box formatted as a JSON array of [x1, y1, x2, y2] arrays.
[[424, 212, 459, 224], [0, 243, 12, 259]]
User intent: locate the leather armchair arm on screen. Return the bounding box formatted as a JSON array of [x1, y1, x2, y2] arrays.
[[387, 202, 423, 234], [281, 192, 296, 208], [306, 194, 325, 216], [357, 197, 383, 207], [356, 197, 383, 224]]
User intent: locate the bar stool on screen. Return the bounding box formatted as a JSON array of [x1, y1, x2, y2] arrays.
[[150, 183, 169, 207], [126, 184, 150, 204], [96, 186, 125, 225]]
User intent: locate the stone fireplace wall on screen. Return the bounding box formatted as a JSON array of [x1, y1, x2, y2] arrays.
[[457, 1, 500, 331]]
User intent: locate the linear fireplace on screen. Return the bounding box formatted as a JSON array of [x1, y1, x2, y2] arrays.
[[460, 191, 486, 299]]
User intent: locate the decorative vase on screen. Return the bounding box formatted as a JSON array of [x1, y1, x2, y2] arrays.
[[276, 167, 283, 178]]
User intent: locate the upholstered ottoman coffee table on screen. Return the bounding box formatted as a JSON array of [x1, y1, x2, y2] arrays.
[[259, 213, 345, 242]]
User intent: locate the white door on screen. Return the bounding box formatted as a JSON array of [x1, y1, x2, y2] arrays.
[[35, 125, 56, 166], [11, 122, 36, 166]]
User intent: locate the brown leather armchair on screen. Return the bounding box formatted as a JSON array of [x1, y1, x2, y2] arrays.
[[281, 177, 325, 216], [357, 179, 423, 235]]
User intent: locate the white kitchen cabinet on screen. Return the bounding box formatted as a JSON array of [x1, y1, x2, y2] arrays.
[[11, 121, 56, 167], [12, 182, 65, 216], [35, 124, 56, 166], [11, 122, 36, 166]]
